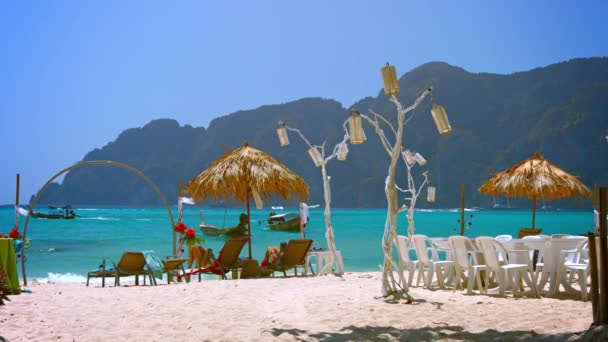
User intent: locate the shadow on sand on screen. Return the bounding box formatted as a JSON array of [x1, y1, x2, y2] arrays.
[[266, 325, 586, 341]]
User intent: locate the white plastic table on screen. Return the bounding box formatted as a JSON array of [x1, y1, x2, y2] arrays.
[[305, 250, 344, 276], [499, 238, 584, 297]]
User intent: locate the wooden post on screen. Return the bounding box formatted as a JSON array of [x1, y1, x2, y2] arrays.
[[15, 174, 20, 229], [460, 183, 465, 236], [588, 232, 600, 325], [174, 182, 182, 258], [246, 187, 252, 260], [600, 187, 607, 323], [593, 183, 599, 209]]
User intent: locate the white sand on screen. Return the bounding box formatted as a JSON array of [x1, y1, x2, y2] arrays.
[[0, 272, 593, 341]]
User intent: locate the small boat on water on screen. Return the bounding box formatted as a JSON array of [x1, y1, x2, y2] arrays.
[[199, 213, 248, 237], [267, 213, 300, 232], [31, 206, 77, 219]]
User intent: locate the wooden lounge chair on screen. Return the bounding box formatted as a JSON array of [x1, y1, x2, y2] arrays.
[[114, 251, 157, 286], [87, 251, 157, 287], [261, 239, 313, 277], [162, 258, 187, 284], [179, 237, 249, 281], [86, 258, 114, 287]]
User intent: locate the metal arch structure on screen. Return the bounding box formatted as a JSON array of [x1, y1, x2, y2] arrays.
[[20, 160, 176, 286]]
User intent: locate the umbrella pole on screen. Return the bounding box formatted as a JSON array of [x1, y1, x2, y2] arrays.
[[532, 197, 537, 229], [247, 187, 252, 259]]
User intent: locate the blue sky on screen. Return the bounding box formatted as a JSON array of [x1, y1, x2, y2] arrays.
[[1, 0, 607, 205]]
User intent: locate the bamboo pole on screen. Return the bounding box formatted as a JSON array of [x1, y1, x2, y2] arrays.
[[460, 183, 465, 236], [600, 187, 607, 323], [21, 160, 176, 286], [246, 187, 252, 260], [175, 181, 182, 258], [15, 174, 20, 229], [532, 197, 537, 229], [588, 232, 600, 325]]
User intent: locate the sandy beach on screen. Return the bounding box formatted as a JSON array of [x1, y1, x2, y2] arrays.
[[0, 272, 596, 341]]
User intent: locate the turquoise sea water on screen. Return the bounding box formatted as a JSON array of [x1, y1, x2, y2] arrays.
[[0, 206, 596, 282]]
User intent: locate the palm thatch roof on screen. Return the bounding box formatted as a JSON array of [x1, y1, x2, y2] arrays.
[[479, 152, 591, 201], [185, 142, 309, 204]]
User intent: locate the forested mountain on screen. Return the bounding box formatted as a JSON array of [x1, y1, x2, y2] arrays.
[[36, 58, 608, 208]]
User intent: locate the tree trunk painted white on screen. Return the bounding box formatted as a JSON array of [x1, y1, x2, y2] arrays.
[[319, 162, 340, 275], [280, 126, 350, 276], [362, 90, 432, 297]]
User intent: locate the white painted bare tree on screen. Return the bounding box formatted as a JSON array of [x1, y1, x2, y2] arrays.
[[276, 121, 350, 275], [397, 152, 430, 237], [349, 63, 452, 298]]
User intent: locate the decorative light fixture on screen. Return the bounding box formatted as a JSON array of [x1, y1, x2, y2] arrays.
[[402, 149, 415, 167], [337, 142, 349, 161], [431, 104, 452, 135], [276, 121, 290, 146], [307, 145, 324, 167], [381, 63, 400, 96], [427, 186, 436, 202], [348, 109, 366, 144], [413, 152, 427, 166]]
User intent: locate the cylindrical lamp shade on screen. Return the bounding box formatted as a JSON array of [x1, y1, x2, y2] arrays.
[[276, 123, 290, 146], [414, 152, 427, 166], [402, 149, 415, 167], [307, 145, 324, 167], [431, 104, 452, 135], [349, 110, 366, 144], [381, 63, 400, 96], [337, 142, 349, 161], [427, 186, 436, 203]]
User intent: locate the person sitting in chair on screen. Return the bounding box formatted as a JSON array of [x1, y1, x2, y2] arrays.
[[260, 245, 281, 268]]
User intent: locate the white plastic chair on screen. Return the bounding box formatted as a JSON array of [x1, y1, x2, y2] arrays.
[[551, 234, 571, 239], [448, 236, 486, 294], [396, 235, 418, 288], [495, 234, 513, 241], [557, 239, 589, 300], [411, 234, 454, 288], [475, 236, 539, 297]]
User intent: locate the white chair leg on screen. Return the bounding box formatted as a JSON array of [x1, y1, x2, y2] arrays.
[[466, 268, 475, 295], [476, 269, 486, 295], [425, 265, 434, 288], [580, 270, 588, 301], [498, 270, 507, 296], [407, 266, 415, 287], [416, 267, 424, 287]]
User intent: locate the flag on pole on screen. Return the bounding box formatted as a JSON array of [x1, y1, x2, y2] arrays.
[[180, 197, 195, 205], [17, 207, 29, 217], [177, 196, 195, 223]]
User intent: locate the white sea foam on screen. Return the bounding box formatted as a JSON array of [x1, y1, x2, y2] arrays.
[[32, 272, 87, 284], [78, 208, 100, 211], [80, 216, 120, 221], [136, 218, 151, 221]]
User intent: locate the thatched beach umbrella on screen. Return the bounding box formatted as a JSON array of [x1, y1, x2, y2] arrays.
[[479, 152, 591, 229], [185, 142, 309, 259]]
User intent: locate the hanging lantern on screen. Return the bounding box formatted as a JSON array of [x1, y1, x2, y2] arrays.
[[348, 109, 366, 144], [414, 152, 427, 166], [337, 142, 349, 161], [307, 145, 324, 167], [402, 149, 415, 167], [431, 104, 452, 135], [381, 63, 400, 96], [427, 186, 436, 203], [276, 121, 290, 146]]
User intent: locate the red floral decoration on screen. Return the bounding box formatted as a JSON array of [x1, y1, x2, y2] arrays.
[[180, 228, 203, 246], [174, 223, 188, 234], [9, 228, 21, 239]]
